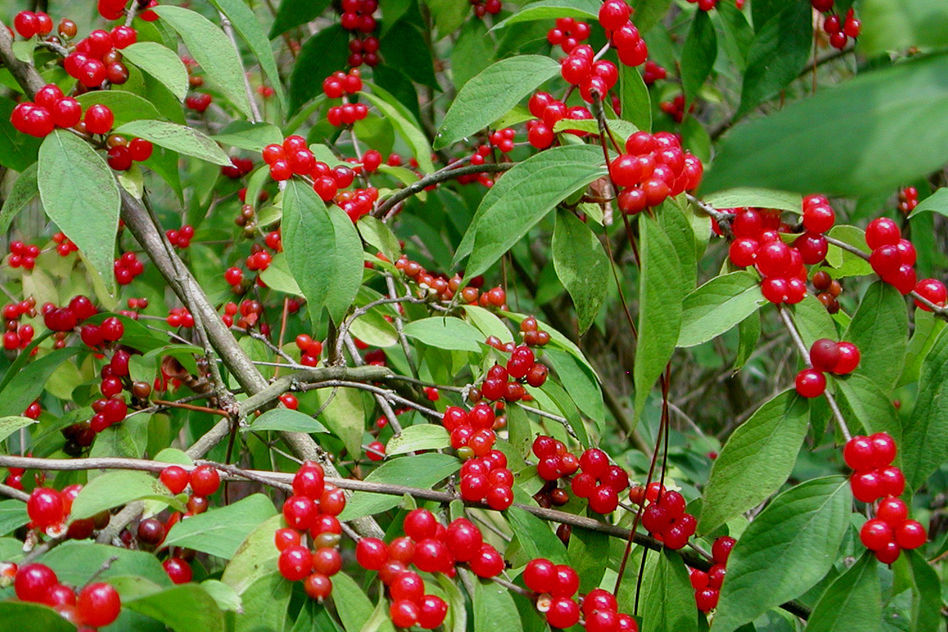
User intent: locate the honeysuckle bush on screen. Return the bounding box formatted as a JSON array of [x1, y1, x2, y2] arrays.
[[0, 0, 945, 630]]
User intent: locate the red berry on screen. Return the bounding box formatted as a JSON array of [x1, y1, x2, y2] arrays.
[[14, 563, 58, 602], [712, 536, 736, 564], [794, 369, 826, 398], [418, 594, 448, 629], [278, 545, 313, 581], [546, 597, 580, 629], [469, 544, 504, 578], [390, 599, 420, 628], [865, 217, 900, 249], [355, 537, 388, 570], [850, 470, 884, 503], [27, 487, 64, 528], [76, 582, 121, 628], [160, 466, 189, 494], [189, 465, 221, 496], [403, 508, 438, 540], [875, 497, 907, 526], [84, 104, 114, 135], [809, 338, 840, 372], [895, 520, 926, 550], [599, 0, 631, 31], [860, 518, 893, 551], [832, 342, 860, 375]]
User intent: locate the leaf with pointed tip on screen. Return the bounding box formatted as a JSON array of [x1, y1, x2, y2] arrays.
[[807, 552, 881, 632], [552, 209, 609, 333], [115, 120, 231, 166], [120, 42, 189, 100]]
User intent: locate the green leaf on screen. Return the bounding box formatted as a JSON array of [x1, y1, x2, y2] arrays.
[[38, 130, 120, 295], [208, 0, 286, 111], [451, 20, 494, 91], [0, 97, 42, 171], [435, 55, 561, 149], [0, 348, 79, 417], [703, 187, 802, 213], [235, 573, 291, 632], [858, 0, 948, 57], [0, 415, 37, 443], [791, 294, 837, 349], [634, 215, 684, 419], [315, 386, 365, 460], [713, 1, 754, 70], [463, 305, 514, 343], [630, 0, 674, 34], [386, 424, 451, 455], [0, 162, 37, 234], [699, 390, 809, 532], [474, 577, 524, 632], [835, 374, 901, 440], [825, 225, 874, 278], [733, 310, 761, 370], [703, 53, 948, 196], [0, 602, 75, 632], [807, 552, 881, 632], [213, 121, 283, 152], [402, 317, 485, 352], [893, 550, 944, 632], [552, 210, 609, 333], [338, 453, 460, 520], [713, 477, 852, 632], [910, 187, 948, 217], [737, 1, 811, 116], [0, 500, 28, 536], [567, 527, 609, 592], [642, 549, 699, 632], [678, 271, 766, 347], [246, 408, 329, 434], [333, 572, 394, 632], [543, 348, 603, 427], [125, 584, 225, 632], [41, 541, 172, 586], [901, 326, 948, 488], [843, 281, 907, 392], [357, 215, 402, 263], [152, 5, 252, 117], [114, 120, 231, 166], [899, 310, 944, 386], [619, 64, 651, 132], [70, 470, 172, 519], [507, 506, 569, 563], [163, 494, 277, 559], [119, 42, 189, 100], [75, 90, 164, 129], [681, 10, 718, 105], [290, 25, 349, 110], [490, 0, 599, 30], [221, 515, 283, 594], [427, 0, 469, 36], [361, 85, 435, 173], [282, 180, 363, 325], [457, 145, 606, 276], [269, 0, 331, 37], [379, 21, 437, 89]]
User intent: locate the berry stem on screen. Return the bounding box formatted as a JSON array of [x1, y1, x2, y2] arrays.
[[776, 305, 852, 441], [373, 163, 512, 218]]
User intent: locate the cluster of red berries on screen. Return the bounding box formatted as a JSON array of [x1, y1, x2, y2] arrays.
[[524, 91, 592, 149], [106, 135, 154, 170], [571, 447, 630, 513], [322, 68, 363, 98], [337, 186, 379, 221], [42, 294, 97, 332], [114, 251, 145, 285], [63, 26, 137, 88], [221, 157, 254, 179], [245, 249, 272, 273], [865, 217, 948, 310], [10, 84, 83, 138], [263, 136, 320, 181], [608, 131, 703, 214], [165, 225, 194, 249], [843, 433, 927, 563], [11, 562, 121, 628], [160, 464, 222, 507], [7, 240, 40, 270], [27, 486, 73, 535], [688, 536, 734, 612], [686, 0, 719, 10], [99, 0, 159, 21], [533, 435, 580, 483], [347, 36, 380, 67], [2, 299, 36, 351], [794, 337, 860, 398], [897, 186, 918, 214], [52, 232, 79, 257], [488, 128, 516, 154], [470, 0, 502, 19], [185, 93, 213, 113], [294, 334, 324, 366], [642, 60, 667, 85], [222, 299, 267, 330], [819, 7, 861, 50], [546, 17, 590, 53], [355, 512, 503, 627], [166, 306, 195, 328], [599, 0, 649, 67], [631, 483, 697, 550], [327, 101, 369, 127], [659, 94, 694, 123], [392, 255, 504, 307], [11, 10, 53, 38], [340, 0, 378, 33], [455, 440, 514, 509], [560, 45, 619, 103], [482, 344, 549, 403], [523, 559, 638, 631]]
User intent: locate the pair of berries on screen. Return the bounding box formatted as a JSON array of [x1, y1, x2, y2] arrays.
[[481, 348, 548, 403], [470, 0, 502, 19], [865, 217, 917, 295], [569, 448, 630, 514], [533, 435, 580, 483], [114, 251, 145, 285], [11, 11, 53, 38], [160, 464, 222, 496], [559, 45, 619, 104], [14, 563, 121, 628], [689, 536, 735, 613], [221, 156, 254, 179], [10, 84, 85, 138], [443, 403, 499, 453], [609, 131, 704, 214], [546, 17, 590, 53], [794, 337, 860, 398], [42, 295, 97, 332], [897, 186, 918, 214], [185, 93, 213, 113], [340, 0, 378, 33], [642, 60, 667, 85], [107, 135, 154, 171], [488, 128, 517, 154], [347, 36, 380, 67], [52, 232, 79, 257], [166, 306, 195, 328], [2, 323, 34, 351], [322, 69, 363, 99]]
